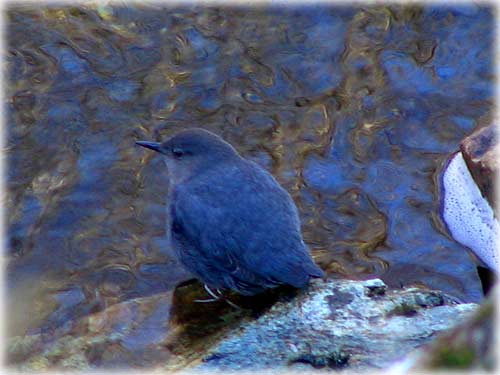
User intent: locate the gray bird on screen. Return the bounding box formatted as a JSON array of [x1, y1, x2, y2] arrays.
[[136, 128, 324, 302]]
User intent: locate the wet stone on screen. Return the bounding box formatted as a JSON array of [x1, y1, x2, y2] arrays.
[[289, 349, 350, 370], [391, 285, 495, 372], [363, 278, 387, 297], [190, 278, 478, 372], [460, 123, 498, 210]]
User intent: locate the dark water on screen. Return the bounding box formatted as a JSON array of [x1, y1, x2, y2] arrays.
[[5, 3, 494, 368]]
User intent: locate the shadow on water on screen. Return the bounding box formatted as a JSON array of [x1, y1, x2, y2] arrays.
[[5, 3, 494, 369]]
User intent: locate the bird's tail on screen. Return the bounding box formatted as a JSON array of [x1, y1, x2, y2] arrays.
[[305, 259, 325, 279], [278, 258, 325, 288]]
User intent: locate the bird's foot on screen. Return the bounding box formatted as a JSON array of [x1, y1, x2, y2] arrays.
[[194, 284, 222, 303], [194, 284, 242, 309], [194, 297, 220, 303], [223, 297, 242, 310]]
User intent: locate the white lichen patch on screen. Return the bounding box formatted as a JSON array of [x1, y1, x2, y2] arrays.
[[442, 152, 499, 270]]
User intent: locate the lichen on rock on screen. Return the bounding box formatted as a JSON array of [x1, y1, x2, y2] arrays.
[[191, 278, 478, 371]]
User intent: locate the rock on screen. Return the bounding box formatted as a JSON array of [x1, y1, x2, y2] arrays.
[[6, 280, 268, 371], [7, 278, 480, 372], [190, 278, 478, 371], [441, 151, 499, 271], [7, 334, 43, 365], [7, 292, 175, 370], [460, 123, 498, 211], [391, 285, 496, 372], [363, 278, 387, 297]]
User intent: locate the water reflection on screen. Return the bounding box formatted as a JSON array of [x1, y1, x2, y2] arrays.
[[6, 3, 493, 369]]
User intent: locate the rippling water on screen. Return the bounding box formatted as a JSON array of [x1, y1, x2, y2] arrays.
[[5, 3, 494, 368]]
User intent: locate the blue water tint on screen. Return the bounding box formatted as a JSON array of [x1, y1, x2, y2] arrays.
[[126, 46, 162, 71], [136, 258, 191, 293], [151, 91, 172, 113], [257, 8, 348, 97], [422, 6, 452, 21], [330, 116, 357, 161], [197, 87, 222, 112], [389, 5, 491, 101], [111, 7, 171, 32], [424, 4, 480, 18], [260, 67, 297, 100], [351, 56, 370, 71], [15, 195, 42, 231], [77, 138, 118, 185], [46, 101, 87, 132], [99, 268, 135, 291], [183, 27, 219, 61], [141, 155, 171, 189], [140, 204, 166, 229], [33, 287, 87, 335], [144, 237, 170, 256], [451, 5, 480, 17], [398, 125, 449, 153], [387, 206, 437, 249], [139, 263, 171, 275], [303, 12, 348, 57], [436, 66, 455, 79], [381, 51, 436, 95], [93, 106, 136, 127], [189, 64, 219, 86], [304, 155, 350, 192], [44, 202, 93, 237], [451, 116, 475, 131], [282, 57, 343, 96], [362, 161, 416, 208], [247, 151, 274, 172], [425, 6, 493, 99], [288, 5, 351, 43], [9, 195, 42, 250], [228, 64, 242, 79], [470, 80, 494, 98], [54, 288, 86, 309], [379, 202, 483, 302], [362, 95, 375, 109], [242, 91, 264, 104], [48, 139, 119, 229], [40, 44, 89, 76], [243, 112, 276, 131], [386, 96, 462, 153], [397, 97, 430, 122], [107, 80, 140, 102], [121, 300, 170, 350]]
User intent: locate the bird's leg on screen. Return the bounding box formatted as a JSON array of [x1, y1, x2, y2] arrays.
[[204, 284, 221, 299], [194, 285, 243, 310], [222, 297, 242, 310], [217, 288, 243, 309], [194, 284, 221, 303]]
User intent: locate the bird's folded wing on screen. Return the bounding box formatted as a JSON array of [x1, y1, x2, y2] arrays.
[[171, 179, 320, 288]]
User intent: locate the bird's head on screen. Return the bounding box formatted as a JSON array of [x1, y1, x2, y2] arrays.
[[136, 128, 240, 183]]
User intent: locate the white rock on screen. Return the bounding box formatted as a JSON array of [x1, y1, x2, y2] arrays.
[[442, 152, 499, 270]]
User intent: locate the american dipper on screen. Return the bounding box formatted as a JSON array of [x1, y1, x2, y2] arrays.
[[136, 128, 324, 301]]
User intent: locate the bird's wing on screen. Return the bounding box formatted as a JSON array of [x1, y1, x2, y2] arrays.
[[170, 163, 323, 290]]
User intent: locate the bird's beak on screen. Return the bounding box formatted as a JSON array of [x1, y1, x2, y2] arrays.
[[136, 141, 162, 153]]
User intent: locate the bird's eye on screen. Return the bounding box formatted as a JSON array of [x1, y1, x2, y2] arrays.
[[172, 148, 184, 158]]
